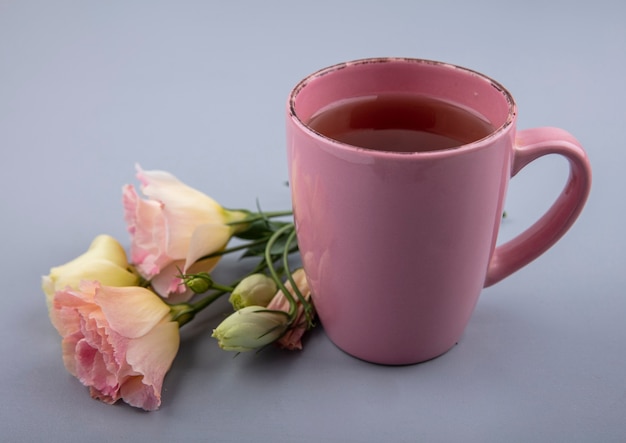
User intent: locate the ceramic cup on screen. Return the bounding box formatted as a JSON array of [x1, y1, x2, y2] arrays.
[[286, 58, 592, 365]]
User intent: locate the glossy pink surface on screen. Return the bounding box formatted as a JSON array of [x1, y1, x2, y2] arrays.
[[286, 58, 591, 365]]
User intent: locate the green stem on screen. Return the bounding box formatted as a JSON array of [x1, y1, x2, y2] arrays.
[[200, 237, 270, 260], [211, 282, 236, 293], [226, 210, 293, 226], [265, 224, 298, 320], [281, 228, 313, 327], [171, 289, 229, 327], [190, 290, 228, 313]]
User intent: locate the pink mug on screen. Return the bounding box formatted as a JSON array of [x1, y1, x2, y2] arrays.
[[286, 58, 592, 365]]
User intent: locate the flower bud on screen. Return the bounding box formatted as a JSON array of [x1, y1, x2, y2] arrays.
[[184, 275, 212, 294], [228, 274, 277, 310], [212, 306, 289, 352]]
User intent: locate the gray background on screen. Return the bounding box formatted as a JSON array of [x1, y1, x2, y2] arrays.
[[2, 1, 625, 441]]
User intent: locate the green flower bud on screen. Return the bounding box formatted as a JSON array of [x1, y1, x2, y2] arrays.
[[228, 274, 277, 310], [212, 306, 289, 352], [185, 276, 212, 294]]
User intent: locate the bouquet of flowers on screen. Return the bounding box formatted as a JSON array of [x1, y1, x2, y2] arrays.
[[42, 166, 314, 411]]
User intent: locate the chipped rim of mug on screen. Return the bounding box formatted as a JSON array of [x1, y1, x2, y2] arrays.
[[288, 57, 517, 157]]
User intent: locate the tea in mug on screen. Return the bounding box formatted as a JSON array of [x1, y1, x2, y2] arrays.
[[307, 93, 495, 152]]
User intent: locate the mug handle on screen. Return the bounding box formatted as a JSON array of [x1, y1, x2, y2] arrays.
[[484, 127, 592, 287]]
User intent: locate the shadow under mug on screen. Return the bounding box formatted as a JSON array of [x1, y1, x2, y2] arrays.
[[286, 58, 592, 365]]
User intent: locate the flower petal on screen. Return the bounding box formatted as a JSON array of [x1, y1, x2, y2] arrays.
[[183, 223, 232, 272], [123, 184, 170, 277], [136, 168, 228, 259], [267, 269, 313, 351], [95, 285, 170, 338], [212, 306, 289, 352], [86, 235, 132, 268], [43, 236, 139, 308], [53, 259, 138, 292], [150, 257, 222, 302], [121, 320, 180, 411], [49, 282, 98, 336], [149, 260, 189, 301]]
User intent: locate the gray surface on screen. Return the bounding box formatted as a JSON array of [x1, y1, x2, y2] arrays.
[[2, 1, 625, 442]]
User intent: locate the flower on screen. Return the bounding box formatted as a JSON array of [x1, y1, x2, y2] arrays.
[[228, 274, 277, 310], [122, 165, 248, 300], [42, 235, 139, 309], [212, 306, 289, 352], [49, 281, 180, 411], [266, 268, 313, 351]]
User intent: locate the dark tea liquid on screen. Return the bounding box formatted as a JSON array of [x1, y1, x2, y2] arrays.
[[307, 93, 495, 152]]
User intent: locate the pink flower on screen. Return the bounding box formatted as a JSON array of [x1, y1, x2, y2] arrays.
[[49, 281, 180, 411], [266, 269, 314, 351], [122, 166, 248, 300]]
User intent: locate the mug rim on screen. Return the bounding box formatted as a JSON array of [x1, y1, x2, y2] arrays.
[[288, 57, 517, 157]]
